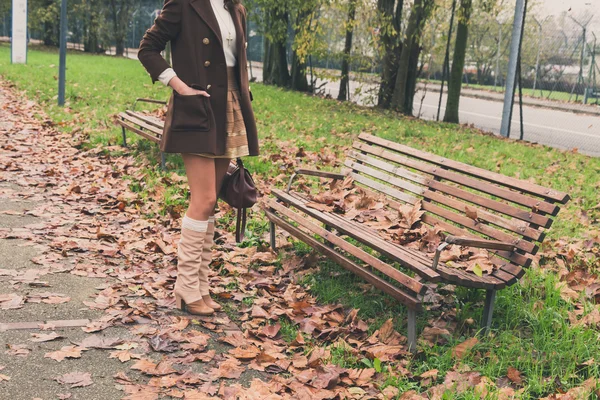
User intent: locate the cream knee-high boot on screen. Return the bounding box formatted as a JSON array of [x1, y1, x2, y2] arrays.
[[199, 216, 222, 311], [175, 216, 214, 316]]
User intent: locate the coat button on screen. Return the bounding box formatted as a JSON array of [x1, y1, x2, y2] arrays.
[[204, 61, 211, 67], [203, 38, 210, 45]]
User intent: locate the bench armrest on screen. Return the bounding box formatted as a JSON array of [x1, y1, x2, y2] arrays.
[[431, 236, 517, 270], [286, 169, 346, 193], [132, 98, 168, 111]]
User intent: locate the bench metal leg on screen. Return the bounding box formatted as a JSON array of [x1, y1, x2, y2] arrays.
[[481, 289, 496, 334], [407, 308, 417, 353], [160, 152, 166, 170], [269, 221, 276, 250], [121, 126, 127, 147]]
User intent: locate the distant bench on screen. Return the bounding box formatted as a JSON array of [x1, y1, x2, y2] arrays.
[[116, 98, 167, 169]]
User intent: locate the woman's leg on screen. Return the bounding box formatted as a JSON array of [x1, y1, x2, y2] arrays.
[[200, 158, 231, 310], [175, 154, 218, 315], [182, 154, 218, 220]]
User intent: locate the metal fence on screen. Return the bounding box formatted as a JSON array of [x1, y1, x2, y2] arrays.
[[1, 4, 599, 156]]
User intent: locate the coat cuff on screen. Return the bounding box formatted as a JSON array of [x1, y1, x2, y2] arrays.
[[158, 68, 178, 86]]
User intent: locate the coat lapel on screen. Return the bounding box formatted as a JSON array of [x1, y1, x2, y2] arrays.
[[229, 5, 245, 60], [190, 0, 223, 47]]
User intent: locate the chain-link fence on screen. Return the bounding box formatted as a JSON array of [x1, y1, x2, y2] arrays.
[[1, 3, 599, 155]]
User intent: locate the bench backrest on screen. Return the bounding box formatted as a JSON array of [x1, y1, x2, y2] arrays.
[[343, 133, 570, 270]]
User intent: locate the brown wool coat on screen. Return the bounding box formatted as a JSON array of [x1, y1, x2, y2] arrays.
[[138, 0, 259, 156]]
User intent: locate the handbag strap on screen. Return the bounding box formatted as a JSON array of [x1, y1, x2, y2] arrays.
[[235, 158, 246, 243], [235, 207, 247, 243]]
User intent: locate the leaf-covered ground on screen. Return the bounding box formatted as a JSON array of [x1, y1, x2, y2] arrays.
[[1, 45, 599, 399]]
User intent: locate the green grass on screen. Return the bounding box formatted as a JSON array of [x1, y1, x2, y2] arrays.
[[2, 44, 599, 398]]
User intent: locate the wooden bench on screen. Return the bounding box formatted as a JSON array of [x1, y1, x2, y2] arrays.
[[116, 98, 168, 169], [263, 133, 570, 351]]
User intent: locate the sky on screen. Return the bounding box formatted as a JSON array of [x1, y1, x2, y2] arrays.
[[537, 0, 599, 17], [536, 0, 600, 30]]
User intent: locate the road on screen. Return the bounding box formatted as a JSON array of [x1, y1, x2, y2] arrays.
[[301, 69, 600, 157]]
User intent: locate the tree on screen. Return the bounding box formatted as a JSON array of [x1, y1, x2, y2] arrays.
[[107, 0, 139, 56], [246, 1, 291, 87], [338, 0, 357, 101], [444, 0, 473, 123], [29, 0, 60, 46], [290, 1, 320, 92], [390, 0, 434, 114], [376, 0, 404, 108]]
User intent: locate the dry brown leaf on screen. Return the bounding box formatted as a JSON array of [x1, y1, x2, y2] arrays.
[[452, 337, 478, 359], [44, 346, 84, 362], [55, 372, 93, 388]]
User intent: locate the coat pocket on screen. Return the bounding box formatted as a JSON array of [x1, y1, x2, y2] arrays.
[[171, 92, 211, 132]]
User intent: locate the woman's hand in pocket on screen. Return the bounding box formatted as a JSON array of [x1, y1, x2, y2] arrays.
[[170, 77, 210, 97], [178, 86, 210, 97]]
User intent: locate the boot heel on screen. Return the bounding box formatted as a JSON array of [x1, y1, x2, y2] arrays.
[[175, 294, 186, 312]]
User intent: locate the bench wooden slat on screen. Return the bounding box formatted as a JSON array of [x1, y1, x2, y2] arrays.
[[427, 181, 552, 228], [424, 190, 544, 241], [422, 202, 537, 254], [272, 189, 441, 282], [264, 209, 423, 310], [358, 133, 570, 204], [285, 191, 439, 278], [321, 209, 436, 267], [119, 112, 163, 136], [491, 269, 518, 286], [355, 185, 532, 269], [116, 119, 161, 145], [346, 163, 537, 255], [349, 173, 419, 205], [435, 265, 504, 290], [500, 263, 525, 278], [353, 142, 560, 216], [284, 191, 516, 289], [125, 110, 165, 130], [349, 151, 428, 185], [348, 150, 547, 237], [266, 199, 426, 295], [345, 158, 546, 242]]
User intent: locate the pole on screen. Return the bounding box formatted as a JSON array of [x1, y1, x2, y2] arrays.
[[494, 19, 501, 90], [500, 0, 526, 138], [58, 0, 67, 106], [532, 17, 542, 94]]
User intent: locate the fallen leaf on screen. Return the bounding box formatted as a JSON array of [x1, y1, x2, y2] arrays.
[[55, 372, 93, 388], [44, 346, 84, 362], [452, 337, 478, 359]]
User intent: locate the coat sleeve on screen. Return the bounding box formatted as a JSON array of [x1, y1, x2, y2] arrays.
[[138, 0, 182, 84]]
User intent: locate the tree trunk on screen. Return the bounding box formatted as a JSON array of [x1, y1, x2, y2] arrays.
[[291, 8, 312, 92], [391, 0, 432, 114], [338, 0, 357, 101], [444, 0, 473, 123], [264, 39, 291, 87], [291, 51, 309, 91], [377, 0, 403, 108]]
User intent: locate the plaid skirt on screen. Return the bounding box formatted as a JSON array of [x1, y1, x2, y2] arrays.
[[193, 67, 250, 159]]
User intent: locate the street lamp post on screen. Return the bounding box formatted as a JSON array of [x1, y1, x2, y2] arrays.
[[58, 0, 67, 106]]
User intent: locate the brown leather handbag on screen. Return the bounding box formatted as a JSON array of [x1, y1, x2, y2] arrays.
[[219, 158, 258, 242]]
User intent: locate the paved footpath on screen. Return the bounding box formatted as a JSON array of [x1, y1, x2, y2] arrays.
[[0, 84, 265, 400]]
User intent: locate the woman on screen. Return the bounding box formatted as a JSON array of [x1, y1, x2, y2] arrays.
[[138, 0, 259, 316]]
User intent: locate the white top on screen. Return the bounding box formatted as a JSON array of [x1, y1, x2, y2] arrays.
[[158, 0, 238, 86]]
